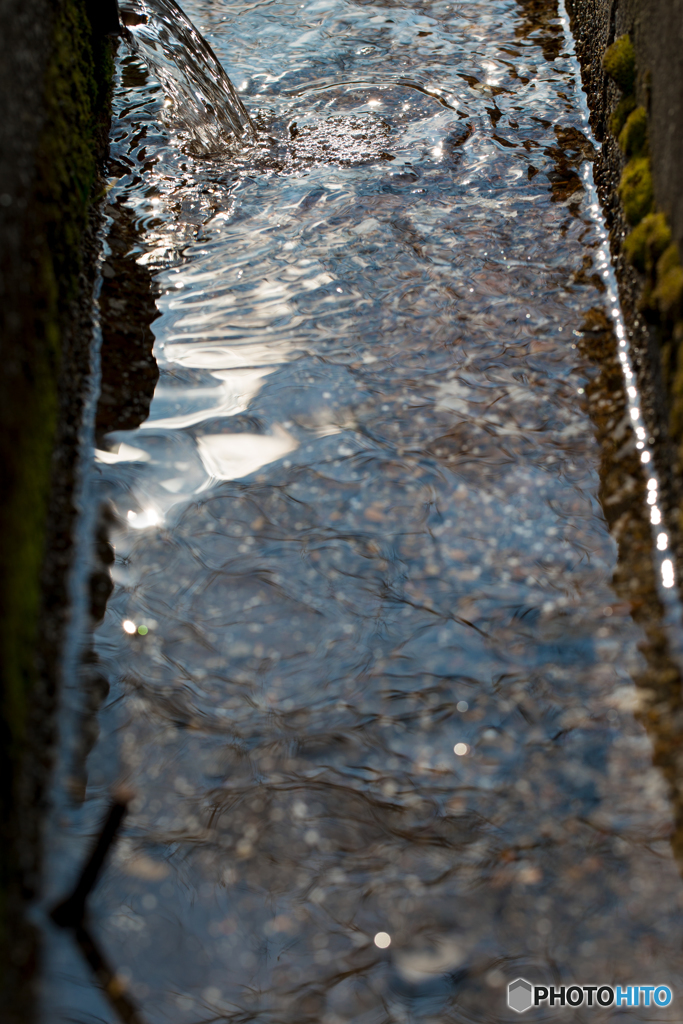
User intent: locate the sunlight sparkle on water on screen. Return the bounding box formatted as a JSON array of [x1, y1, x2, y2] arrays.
[[127, 509, 160, 528]]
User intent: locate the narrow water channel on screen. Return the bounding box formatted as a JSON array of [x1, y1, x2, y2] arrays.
[[42, 1, 683, 1021]]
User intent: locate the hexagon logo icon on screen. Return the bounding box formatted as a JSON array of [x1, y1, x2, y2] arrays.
[[508, 978, 533, 1013]]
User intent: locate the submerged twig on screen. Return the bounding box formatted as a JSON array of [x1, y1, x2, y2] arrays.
[[74, 922, 147, 1024], [51, 790, 148, 1024], [51, 792, 130, 928]]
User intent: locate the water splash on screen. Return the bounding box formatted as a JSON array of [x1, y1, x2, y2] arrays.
[[119, 0, 254, 153]]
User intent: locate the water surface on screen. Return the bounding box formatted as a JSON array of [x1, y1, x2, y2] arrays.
[[42, 1, 683, 1021]]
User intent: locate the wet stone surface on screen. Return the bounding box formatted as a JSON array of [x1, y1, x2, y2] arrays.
[[42, 0, 683, 1022]]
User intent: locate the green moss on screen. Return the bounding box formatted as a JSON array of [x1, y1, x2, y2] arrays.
[[619, 106, 648, 158], [603, 34, 637, 93], [658, 266, 683, 318], [619, 156, 654, 225], [654, 245, 683, 319], [657, 243, 681, 278], [624, 212, 672, 272], [610, 94, 636, 136]]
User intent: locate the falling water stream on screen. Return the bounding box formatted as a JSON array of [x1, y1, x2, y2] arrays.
[[120, 0, 254, 151], [40, 1, 683, 1021]]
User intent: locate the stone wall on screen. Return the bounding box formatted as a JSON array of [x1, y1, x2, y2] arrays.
[[567, 0, 683, 254], [566, 0, 683, 555], [0, 0, 115, 1015]]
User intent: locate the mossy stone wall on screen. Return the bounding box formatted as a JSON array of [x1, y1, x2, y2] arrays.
[[567, 0, 683, 258], [0, 0, 114, 1012], [566, 0, 683, 549]]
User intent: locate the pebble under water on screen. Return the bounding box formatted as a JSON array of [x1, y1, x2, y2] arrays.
[[41, 1, 683, 1021]]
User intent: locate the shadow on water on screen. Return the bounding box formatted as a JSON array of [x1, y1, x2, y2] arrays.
[[42, 0, 683, 1021], [96, 200, 160, 448], [61, 197, 162, 806]]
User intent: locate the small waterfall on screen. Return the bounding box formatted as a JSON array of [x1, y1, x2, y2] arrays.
[[119, 0, 254, 154]]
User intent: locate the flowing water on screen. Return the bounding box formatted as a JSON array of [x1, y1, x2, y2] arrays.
[[41, 1, 683, 1021], [120, 0, 254, 151]]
